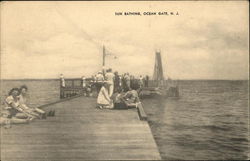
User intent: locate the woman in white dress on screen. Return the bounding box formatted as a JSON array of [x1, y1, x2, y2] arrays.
[[97, 82, 113, 109], [105, 68, 115, 97]]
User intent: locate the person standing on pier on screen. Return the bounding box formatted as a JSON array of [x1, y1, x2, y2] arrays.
[[95, 71, 104, 94], [105, 68, 114, 97], [139, 75, 144, 88], [60, 74, 66, 99], [124, 73, 131, 92], [60, 74, 65, 88], [121, 74, 126, 91], [82, 76, 86, 88], [145, 75, 149, 87], [114, 71, 120, 93]]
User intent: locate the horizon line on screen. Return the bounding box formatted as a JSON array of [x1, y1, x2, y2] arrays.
[[0, 78, 249, 81]]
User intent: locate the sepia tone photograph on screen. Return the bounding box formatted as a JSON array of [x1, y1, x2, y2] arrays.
[[0, 1, 249, 160]]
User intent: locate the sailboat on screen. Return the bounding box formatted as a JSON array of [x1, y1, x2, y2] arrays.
[[140, 51, 179, 98]]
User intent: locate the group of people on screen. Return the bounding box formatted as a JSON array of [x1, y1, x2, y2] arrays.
[[0, 85, 55, 126], [94, 70, 149, 93], [94, 68, 148, 109], [60, 70, 150, 109], [1, 71, 148, 126]]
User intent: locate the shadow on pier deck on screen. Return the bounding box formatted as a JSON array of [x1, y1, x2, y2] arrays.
[[1, 96, 161, 160]]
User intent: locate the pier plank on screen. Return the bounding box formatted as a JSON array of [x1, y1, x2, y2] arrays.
[[1, 96, 161, 160]]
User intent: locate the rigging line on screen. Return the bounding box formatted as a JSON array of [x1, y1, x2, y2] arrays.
[[54, 3, 125, 58], [53, 2, 142, 61], [53, 2, 101, 48]]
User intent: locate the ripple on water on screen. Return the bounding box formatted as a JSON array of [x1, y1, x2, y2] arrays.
[[143, 80, 248, 160]]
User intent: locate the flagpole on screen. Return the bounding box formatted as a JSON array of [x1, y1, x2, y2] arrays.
[[103, 45, 105, 67]]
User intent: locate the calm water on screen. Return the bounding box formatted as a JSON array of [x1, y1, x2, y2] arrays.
[[143, 80, 249, 160], [0, 80, 249, 160], [0, 80, 60, 107]]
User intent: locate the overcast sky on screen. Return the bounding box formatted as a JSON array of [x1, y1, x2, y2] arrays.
[[1, 1, 249, 79]]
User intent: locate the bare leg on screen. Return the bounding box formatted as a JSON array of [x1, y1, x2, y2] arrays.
[[34, 108, 45, 114], [15, 113, 29, 119], [0, 117, 7, 125], [0, 117, 28, 125], [11, 117, 29, 124]]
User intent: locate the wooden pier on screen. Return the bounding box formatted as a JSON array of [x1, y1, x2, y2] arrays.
[[1, 96, 161, 160]]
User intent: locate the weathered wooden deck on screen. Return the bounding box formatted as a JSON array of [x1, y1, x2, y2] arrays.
[[1, 96, 161, 160]]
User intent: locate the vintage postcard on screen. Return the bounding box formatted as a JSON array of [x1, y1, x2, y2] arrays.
[[0, 1, 249, 160]]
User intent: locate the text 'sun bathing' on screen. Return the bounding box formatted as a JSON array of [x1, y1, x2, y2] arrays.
[[115, 12, 179, 16]]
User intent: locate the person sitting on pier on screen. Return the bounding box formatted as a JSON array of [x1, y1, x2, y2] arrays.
[[97, 82, 113, 109], [111, 88, 127, 109], [111, 83, 141, 109], [3, 88, 34, 120], [1, 88, 30, 126], [122, 85, 141, 108], [18, 85, 46, 119]]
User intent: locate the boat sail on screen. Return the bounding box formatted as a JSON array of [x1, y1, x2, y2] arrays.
[[152, 51, 165, 87], [140, 50, 179, 98], [153, 51, 164, 80]]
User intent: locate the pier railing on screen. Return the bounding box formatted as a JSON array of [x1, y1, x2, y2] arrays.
[[60, 78, 93, 99]]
